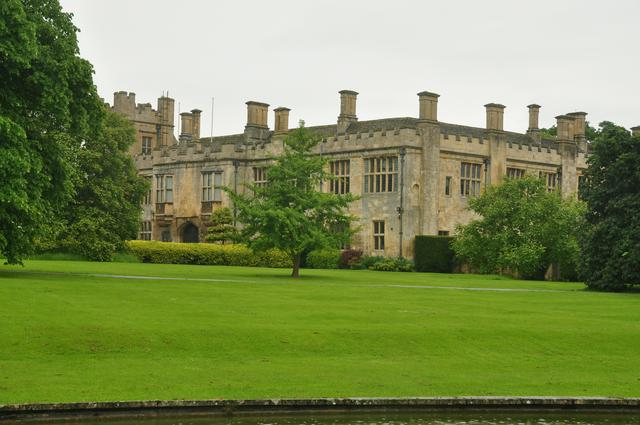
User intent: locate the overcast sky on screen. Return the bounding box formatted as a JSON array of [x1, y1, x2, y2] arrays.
[[60, 0, 639, 137]]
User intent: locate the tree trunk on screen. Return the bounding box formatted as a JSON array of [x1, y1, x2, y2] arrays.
[[291, 253, 301, 278]]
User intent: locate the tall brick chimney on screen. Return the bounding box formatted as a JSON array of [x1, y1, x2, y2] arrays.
[[417, 91, 439, 122], [245, 101, 269, 129], [180, 112, 193, 142], [337, 90, 358, 133], [191, 109, 202, 141], [485, 103, 505, 131], [556, 115, 575, 142], [527, 104, 541, 142], [274, 107, 290, 133]]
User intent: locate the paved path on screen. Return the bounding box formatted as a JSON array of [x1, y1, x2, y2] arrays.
[[2, 270, 570, 293]]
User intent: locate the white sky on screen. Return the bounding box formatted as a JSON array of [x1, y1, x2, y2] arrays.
[[60, 0, 640, 137]]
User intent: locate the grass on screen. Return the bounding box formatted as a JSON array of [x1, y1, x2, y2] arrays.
[[0, 260, 639, 404]]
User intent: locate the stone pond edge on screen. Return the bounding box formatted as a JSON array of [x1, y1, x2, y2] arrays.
[[1, 397, 640, 421]]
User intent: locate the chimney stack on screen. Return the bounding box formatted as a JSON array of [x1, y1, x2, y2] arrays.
[[555, 115, 576, 142], [485, 103, 506, 131], [527, 104, 541, 131], [180, 112, 193, 141], [567, 112, 587, 140], [337, 90, 358, 132], [274, 107, 291, 133], [417, 91, 439, 122], [190, 109, 202, 141], [246, 101, 269, 129], [632, 126, 640, 137]]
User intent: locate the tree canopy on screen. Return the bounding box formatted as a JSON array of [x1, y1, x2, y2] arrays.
[[452, 176, 584, 279], [579, 121, 640, 291], [0, 0, 104, 263], [56, 110, 148, 261], [229, 126, 357, 277]]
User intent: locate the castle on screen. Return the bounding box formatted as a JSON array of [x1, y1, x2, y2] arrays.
[[111, 89, 597, 258]]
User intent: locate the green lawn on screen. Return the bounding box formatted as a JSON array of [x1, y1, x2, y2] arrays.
[[0, 260, 639, 404]]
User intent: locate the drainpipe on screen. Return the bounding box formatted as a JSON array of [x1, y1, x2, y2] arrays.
[[319, 142, 324, 192], [397, 147, 406, 258], [233, 159, 239, 226]]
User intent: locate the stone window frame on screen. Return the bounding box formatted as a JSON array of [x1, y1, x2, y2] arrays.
[[539, 171, 558, 192], [139, 221, 152, 240], [506, 167, 526, 179], [329, 159, 350, 195], [141, 136, 152, 155], [373, 220, 385, 251], [364, 156, 398, 193], [438, 230, 450, 236], [460, 162, 482, 197], [202, 171, 223, 202], [253, 166, 268, 189], [156, 174, 173, 204], [444, 176, 452, 196]]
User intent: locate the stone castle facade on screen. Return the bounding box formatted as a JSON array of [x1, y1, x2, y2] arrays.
[[111, 89, 593, 258]]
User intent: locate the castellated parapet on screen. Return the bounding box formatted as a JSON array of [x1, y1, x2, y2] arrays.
[[113, 88, 599, 258]]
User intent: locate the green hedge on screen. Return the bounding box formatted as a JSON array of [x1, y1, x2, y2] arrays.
[[414, 236, 455, 273], [126, 241, 291, 268], [306, 249, 341, 269]]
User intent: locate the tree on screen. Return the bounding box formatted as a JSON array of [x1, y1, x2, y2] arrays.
[[205, 207, 240, 244], [56, 110, 149, 261], [0, 0, 104, 263], [229, 126, 357, 277], [452, 176, 584, 279], [579, 121, 640, 291]]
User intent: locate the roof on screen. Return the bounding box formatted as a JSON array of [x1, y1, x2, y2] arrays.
[[198, 117, 560, 149]]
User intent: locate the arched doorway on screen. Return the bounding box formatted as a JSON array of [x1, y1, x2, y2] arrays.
[[181, 222, 199, 243]]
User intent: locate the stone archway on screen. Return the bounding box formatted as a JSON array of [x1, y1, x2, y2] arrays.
[[181, 222, 199, 243]]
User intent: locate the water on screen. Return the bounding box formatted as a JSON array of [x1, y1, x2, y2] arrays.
[[9, 411, 640, 425]]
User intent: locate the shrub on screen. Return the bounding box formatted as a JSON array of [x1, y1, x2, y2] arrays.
[[126, 241, 289, 268], [359, 255, 385, 270], [414, 236, 455, 273], [339, 249, 363, 269], [306, 249, 341, 269], [369, 257, 414, 272]]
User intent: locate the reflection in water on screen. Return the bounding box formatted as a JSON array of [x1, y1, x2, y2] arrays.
[[12, 411, 639, 425]]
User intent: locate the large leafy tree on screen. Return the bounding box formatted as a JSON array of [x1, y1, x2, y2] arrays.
[[57, 110, 148, 261], [452, 176, 584, 279], [229, 126, 357, 277], [579, 122, 640, 291], [0, 0, 104, 263]]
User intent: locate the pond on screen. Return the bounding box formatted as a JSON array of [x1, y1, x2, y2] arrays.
[[9, 411, 640, 425]]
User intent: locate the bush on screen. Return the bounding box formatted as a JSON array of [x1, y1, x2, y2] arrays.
[[414, 236, 455, 273], [306, 249, 341, 269], [369, 257, 414, 272], [339, 249, 363, 269], [359, 255, 385, 270], [126, 241, 290, 268]]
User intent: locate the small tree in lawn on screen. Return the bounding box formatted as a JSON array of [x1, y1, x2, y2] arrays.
[[228, 125, 357, 277], [205, 207, 240, 244], [452, 176, 584, 279]]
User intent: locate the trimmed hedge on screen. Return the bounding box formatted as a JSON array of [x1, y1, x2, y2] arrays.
[[126, 241, 291, 268], [414, 236, 455, 273], [306, 249, 341, 269]]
